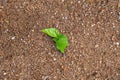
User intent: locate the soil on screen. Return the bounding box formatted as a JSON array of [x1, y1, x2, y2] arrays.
[[0, 0, 120, 80]]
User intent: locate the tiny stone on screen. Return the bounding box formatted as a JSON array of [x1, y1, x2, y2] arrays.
[[100, 60, 102, 64], [78, 1, 80, 3], [116, 42, 120, 45], [54, 76, 57, 79], [114, 48, 117, 50], [93, 33, 96, 35], [32, 29, 34, 32], [86, 33, 89, 35], [110, 12, 113, 14], [95, 44, 99, 48], [48, 52, 51, 55], [28, 35, 30, 37], [0, 6, 3, 9], [113, 26, 116, 28], [114, 42, 119, 46], [11, 36, 15, 40], [42, 76, 49, 80], [61, 0, 64, 2], [54, 12, 57, 15], [3, 72, 7, 75], [4, 29, 9, 33], [62, 16, 68, 20], [53, 58, 56, 61], [91, 24, 95, 27]]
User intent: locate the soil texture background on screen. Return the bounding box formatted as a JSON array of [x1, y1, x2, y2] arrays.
[[0, 0, 120, 80]]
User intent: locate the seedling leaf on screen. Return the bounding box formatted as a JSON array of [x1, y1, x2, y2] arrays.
[[55, 34, 68, 53], [42, 28, 60, 38], [42, 28, 69, 53]]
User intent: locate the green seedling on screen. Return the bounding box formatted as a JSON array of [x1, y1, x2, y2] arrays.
[[42, 28, 68, 53]]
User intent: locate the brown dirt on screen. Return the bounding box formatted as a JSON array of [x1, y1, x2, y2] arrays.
[[0, 0, 120, 80]]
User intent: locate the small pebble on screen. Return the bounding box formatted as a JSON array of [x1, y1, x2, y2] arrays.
[[78, 1, 80, 3], [113, 26, 116, 28], [53, 58, 56, 61], [42, 76, 49, 80], [11, 36, 15, 40], [3, 72, 7, 75], [95, 44, 99, 48], [91, 24, 95, 27], [48, 52, 51, 55], [61, 0, 64, 3], [31, 29, 34, 32], [114, 42, 119, 46], [62, 16, 68, 20]]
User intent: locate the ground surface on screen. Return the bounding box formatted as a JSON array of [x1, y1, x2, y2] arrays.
[[0, 0, 120, 80]]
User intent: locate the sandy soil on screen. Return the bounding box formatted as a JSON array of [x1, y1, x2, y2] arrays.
[[0, 0, 120, 80]]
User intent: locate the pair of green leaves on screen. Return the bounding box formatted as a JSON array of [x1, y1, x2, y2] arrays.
[[42, 28, 68, 53]]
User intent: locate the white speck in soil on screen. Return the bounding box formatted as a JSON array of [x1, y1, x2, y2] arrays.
[[93, 33, 96, 35], [110, 12, 113, 14], [28, 35, 30, 37], [48, 52, 51, 55], [54, 76, 57, 79], [114, 47, 117, 50], [114, 42, 119, 46], [78, 1, 81, 3], [113, 26, 116, 28], [61, 0, 64, 3], [53, 58, 56, 61], [71, 61, 74, 64], [45, 48, 48, 51], [37, 22, 39, 25], [86, 33, 89, 35], [54, 13, 56, 15], [31, 29, 34, 32], [95, 44, 99, 48], [82, 23, 84, 26], [4, 29, 9, 33], [91, 24, 95, 27], [3, 72, 7, 75], [100, 60, 102, 64], [62, 16, 68, 20], [116, 30, 119, 33], [0, 6, 3, 10], [23, 40, 27, 44], [42, 76, 49, 80], [11, 36, 16, 40]]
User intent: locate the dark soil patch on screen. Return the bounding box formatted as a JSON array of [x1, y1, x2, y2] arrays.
[[0, 0, 120, 80]]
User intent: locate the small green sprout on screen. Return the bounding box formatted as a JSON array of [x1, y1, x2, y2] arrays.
[[42, 28, 68, 53]]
